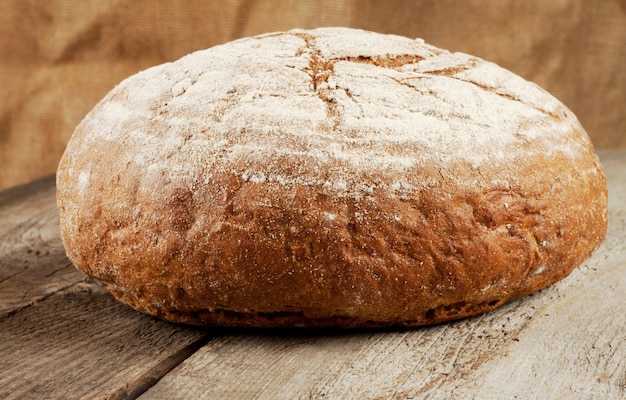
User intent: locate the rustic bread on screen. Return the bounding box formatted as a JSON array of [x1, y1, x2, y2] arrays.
[[56, 27, 608, 328]]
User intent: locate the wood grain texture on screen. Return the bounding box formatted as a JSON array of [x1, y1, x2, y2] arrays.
[[0, 175, 82, 317], [141, 150, 626, 399], [0, 176, 210, 400], [0, 280, 209, 400]]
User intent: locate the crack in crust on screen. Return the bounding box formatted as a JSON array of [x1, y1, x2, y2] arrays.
[[294, 33, 427, 130], [295, 33, 342, 130], [292, 32, 563, 126], [455, 78, 567, 121]]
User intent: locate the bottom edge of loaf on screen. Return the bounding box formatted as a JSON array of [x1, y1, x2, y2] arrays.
[[106, 284, 526, 329]]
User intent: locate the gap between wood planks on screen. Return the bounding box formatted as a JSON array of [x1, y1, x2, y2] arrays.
[[106, 333, 213, 400]]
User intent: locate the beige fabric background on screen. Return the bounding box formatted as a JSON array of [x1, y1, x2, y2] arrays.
[[1, 0, 625, 190]]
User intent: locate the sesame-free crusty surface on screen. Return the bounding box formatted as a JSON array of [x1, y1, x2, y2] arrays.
[[57, 28, 608, 328]]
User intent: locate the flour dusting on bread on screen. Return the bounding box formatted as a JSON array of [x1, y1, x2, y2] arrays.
[[78, 27, 584, 199]]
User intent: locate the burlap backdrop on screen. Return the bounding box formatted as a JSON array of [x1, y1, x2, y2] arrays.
[[1, 0, 625, 190]]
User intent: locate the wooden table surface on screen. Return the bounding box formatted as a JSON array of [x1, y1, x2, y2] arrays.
[[1, 150, 625, 400]]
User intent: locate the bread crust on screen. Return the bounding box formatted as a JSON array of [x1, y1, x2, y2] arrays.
[[56, 28, 608, 328]]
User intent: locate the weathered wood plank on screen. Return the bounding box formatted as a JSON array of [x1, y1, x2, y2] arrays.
[[0, 175, 83, 317], [141, 150, 626, 400], [0, 175, 211, 399], [0, 279, 209, 400]]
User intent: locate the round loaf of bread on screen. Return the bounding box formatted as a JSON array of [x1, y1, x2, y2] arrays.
[[57, 28, 608, 328]]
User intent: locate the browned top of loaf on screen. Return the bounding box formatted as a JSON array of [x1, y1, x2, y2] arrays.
[[57, 28, 608, 328]]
